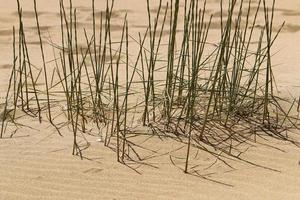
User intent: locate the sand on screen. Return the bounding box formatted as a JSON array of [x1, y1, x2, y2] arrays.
[[0, 0, 300, 199]]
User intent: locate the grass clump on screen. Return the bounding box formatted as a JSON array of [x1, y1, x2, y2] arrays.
[[1, 0, 299, 176]]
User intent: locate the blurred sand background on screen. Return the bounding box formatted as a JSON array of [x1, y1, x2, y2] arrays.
[[0, 0, 300, 199]]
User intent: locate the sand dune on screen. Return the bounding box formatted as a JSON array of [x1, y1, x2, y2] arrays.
[[0, 122, 300, 200], [0, 0, 300, 199]]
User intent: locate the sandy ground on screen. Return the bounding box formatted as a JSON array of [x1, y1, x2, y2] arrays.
[[0, 0, 300, 199]]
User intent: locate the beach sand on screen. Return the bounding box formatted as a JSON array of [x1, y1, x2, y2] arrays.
[[0, 0, 300, 199]]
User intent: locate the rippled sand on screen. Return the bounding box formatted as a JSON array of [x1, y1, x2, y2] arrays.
[[0, 0, 300, 199]]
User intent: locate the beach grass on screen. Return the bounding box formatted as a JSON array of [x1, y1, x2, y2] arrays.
[[1, 0, 299, 174]]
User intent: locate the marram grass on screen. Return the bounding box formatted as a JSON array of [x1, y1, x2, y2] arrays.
[[1, 0, 299, 176]]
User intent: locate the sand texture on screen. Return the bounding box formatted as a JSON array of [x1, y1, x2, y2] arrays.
[[0, 0, 300, 199]]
